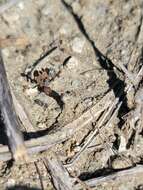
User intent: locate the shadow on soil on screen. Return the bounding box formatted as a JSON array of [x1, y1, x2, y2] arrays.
[[6, 186, 41, 190], [61, 0, 129, 118], [79, 165, 133, 181], [0, 113, 9, 145]]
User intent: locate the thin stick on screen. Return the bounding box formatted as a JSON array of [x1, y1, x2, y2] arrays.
[[11, 91, 35, 132], [96, 101, 122, 155], [34, 162, 45, 190], [66, 97, 119, 166], [118, 61, 135, 85], [43, 153, 74, 190], [0, 51, 27, 161], [76, 165, 143, 188], [134, 66, 143, 87], [127, 66, 143, 93], [0, 92, 111, 161], [1, 64, 141, 162]]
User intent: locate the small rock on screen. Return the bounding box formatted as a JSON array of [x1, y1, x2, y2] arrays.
[[71, 37, 85, 53], [1, 48, 10, 57], [41, 4, 53, 16], [111, 155, 133, 170], [72, 1, 81, 13], [38, 123, 47, 129], [71, 80, 81, 89], [83, 97, 93, 107], [74, 146, 81, 152], [48, 67, 56, 79], [6, 179, 15, 187], [62, 92, 71, 102], [67, 56, 79, 69], [25, 87, 39, 97]]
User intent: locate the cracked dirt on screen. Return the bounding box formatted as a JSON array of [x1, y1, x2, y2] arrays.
[[0, 0, 143, 189]]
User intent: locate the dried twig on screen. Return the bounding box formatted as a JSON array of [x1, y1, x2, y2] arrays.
[[75, 165, 143, 188], [0, 51, 27, 161], [43, 153, 75, 190], [97, 101, 122, 155], [133, 66, 143, 87], [66, 97, 120, 166], [127, 2, 143, 71], [12, 90, 46, 188], [0, 91, 112, 161], [34, 162, 45, 190], [118, 61, 135, 85], [11, 91, 35, 132]]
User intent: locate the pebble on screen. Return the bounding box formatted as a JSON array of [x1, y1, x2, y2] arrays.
[[71, 37, 85, 53], [25, 87, 39, 97], [72, 1, 81, 13], [1, 48, 10, 57], [67, 56, 79, 69], [6, 179, 15, 187], [41, 4, 53, 16], [62, 93, 71, 102], [74, 146, 81, 152], [71, 80, 81, 89], [83, 97, 93, 107], [111, 156, 133, 170], [38, 123, 46, 129]]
